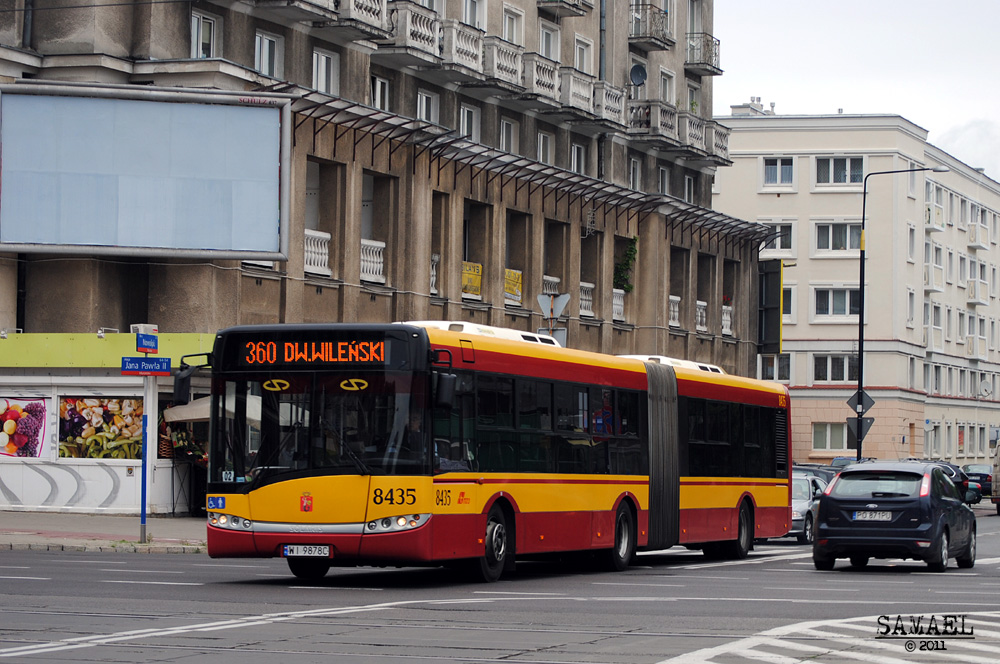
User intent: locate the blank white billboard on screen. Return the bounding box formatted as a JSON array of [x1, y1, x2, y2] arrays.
[[0, 90, 285, 256]]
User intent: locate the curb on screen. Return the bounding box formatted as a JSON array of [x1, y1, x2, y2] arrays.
[[1, 542, 206, 554]]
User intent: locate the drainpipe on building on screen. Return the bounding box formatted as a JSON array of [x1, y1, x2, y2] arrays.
[[596, 0, 607, 182], [22, 0, 33, 51]]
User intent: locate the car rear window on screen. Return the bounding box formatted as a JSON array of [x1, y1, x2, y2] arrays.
[[830, 472, 922, 499], [964, 464, 990, 474]]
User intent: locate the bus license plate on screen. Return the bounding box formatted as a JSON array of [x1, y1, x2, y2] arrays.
[[283, 545, 330, 558], [853, 511, 891, 521]]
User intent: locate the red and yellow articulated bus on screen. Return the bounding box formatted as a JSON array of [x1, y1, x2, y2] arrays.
[[196, 323, 791, 581]]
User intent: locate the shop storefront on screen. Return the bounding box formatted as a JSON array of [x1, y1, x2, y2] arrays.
[[0, 332, 214, 515]]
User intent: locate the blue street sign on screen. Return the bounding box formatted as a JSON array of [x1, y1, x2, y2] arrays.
[[136, 333, 158, 354], [121, 356, 171, 376]]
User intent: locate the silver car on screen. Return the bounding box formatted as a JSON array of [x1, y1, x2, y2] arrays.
[[789, 474, 827, 544]]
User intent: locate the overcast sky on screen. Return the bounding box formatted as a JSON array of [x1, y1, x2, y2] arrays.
[[712, 0, 1000, 179]]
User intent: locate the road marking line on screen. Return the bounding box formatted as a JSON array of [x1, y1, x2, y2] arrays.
[[100, 580, 203, 586], [0, 575, 50, 580]]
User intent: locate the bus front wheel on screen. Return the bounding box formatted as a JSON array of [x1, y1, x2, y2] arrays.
[[476, 504, 508, 583], [287, 557, 331, 581], [723, 502, 752, 560]]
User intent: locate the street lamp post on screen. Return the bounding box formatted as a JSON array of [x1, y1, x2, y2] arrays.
[[855, 165, 949, 462]]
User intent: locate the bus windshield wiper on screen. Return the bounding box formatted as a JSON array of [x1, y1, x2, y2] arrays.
[[339, 438, 373, 475]]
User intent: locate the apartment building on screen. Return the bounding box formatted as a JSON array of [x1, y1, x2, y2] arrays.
[[0, 1, 769, 512], [715, 100, 1000, 466]]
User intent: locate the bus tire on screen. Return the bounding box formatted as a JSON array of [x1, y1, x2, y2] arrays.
[[723, 502, 752, 560], [287, 557, 330, 581], [605, 502, 636, 571], [476, 504, 509, 583]]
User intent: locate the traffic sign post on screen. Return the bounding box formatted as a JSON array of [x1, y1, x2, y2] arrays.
[[847, 390, 875, 461], [122, 330, 165, 544]]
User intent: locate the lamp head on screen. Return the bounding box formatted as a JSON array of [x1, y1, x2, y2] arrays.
[[930, 166, 949, 173]]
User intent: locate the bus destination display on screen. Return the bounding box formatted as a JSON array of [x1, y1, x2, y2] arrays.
[[241, 339, 387, 367]]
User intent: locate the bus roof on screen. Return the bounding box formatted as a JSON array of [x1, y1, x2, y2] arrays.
[[399, 321, 561, 347], [619, 355, 726, 374]]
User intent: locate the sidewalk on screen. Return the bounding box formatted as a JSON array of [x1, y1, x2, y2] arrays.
[[0, 511, 207, 554]]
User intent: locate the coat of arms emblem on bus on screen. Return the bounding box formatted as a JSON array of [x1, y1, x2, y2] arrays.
[[300, 494, 313, 512]]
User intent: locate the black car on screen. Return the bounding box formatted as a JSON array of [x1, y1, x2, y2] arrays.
[[813, 461, 976, 572], [962, 464, 992, 499], [793, 464, 838, 483], [900, 458, 972, 501]]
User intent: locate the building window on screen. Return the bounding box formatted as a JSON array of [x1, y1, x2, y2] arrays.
[[191, 12, 218, 59], [502, 6, 523, 45], [463, 0, 481, 27], [371, 75, 389, 111], [537, 131, 553, 165], [763, 157, 793, 186], [812, 422, 852, 451], [684, 175, 695, 203], [659, 70, 674, 104], [312, 49, 339, 94], [658, 166, 669, 195], [574, 37, 592, 74], [782, 286, 794, 322], [539, 22, 559, 60], [816, 156, 863, 184], [571, 143, 587, 175], [500, 118, 519, 153], [815, 288, 860, 317], [762, 222, 792, 252], [816, 222, 861, 252], [254, 31, 281, 78], [460, 104, 481, 141], [761, 354, 790, 382], [813, 354, 859, 383], [629, 158, 641, 191], [416, 90, 439, 123]]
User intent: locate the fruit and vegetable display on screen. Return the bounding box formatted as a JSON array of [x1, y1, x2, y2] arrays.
[[0, 399, 47, 457], [58, 397, 144, 459]]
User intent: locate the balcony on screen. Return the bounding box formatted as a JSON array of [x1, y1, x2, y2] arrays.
[[695, 300, 708, 332], [593, 82, 626, 127], [968, 280, 989, 307], [438, 19, 484, 82], [629, 4, 674, 52], [579, 281, 595, 318], [721, 304, 733, 337], [628, 99, 679, 146], [678, 112, 707, 153], [253, 0, 337, 23], [313, 0, 390, 42], [517, 53, 560, 109], [504, 268, 524, 306], [706, 121, 731, 163], [926, 325, 944, 352], [967, 335, 988, 361], [536, 0, 588, 18], [542, 274, 561, 296], [685, 32, 722, 76], [923, 263, 944, 293], [304, 229, 332, 277], [968, 223, 990, 250], [925, 203, 945, 232], [558, 67, 594, 115], [360, 238, 386, 284], [668, 294, 681, 327], [612, 288, 626, 322], [372, 1, 440, 68], [480, 36, 524, 91]]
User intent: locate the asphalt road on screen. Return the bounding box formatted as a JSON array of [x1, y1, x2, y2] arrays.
[[2, 505, 1000, 663]]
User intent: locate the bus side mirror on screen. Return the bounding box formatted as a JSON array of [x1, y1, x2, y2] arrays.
[[434, 372, 457, 409], [173, 364, 197, 405]]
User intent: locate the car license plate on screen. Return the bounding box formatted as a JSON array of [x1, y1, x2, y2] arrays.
[[282, 545, 330, 558], [853, 511, 891, 521]]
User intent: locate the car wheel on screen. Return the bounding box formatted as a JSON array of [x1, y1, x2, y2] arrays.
[[926, 530, 949, 573], [996, 503, 1000, 516], [957, 527, 977, 569], [287, 557, 331, 581], [813, 554, 835, 571], [797, 515, 814, 545], [849, 555, 869, 568], [475, 504, 509, 583]]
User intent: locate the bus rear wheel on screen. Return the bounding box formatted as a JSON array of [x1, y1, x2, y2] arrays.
[[287, 557, 330, 581], [722, 502, 752, 560], [475, 504, 508, 583], [605, 503, 636, 571]]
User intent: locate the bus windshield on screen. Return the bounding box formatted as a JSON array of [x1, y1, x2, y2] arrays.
[[209, 370, 430, 485]]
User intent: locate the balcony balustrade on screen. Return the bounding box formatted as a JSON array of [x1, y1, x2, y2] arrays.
[[579, 282, 595, 318], [304, 229, 332, 277], [360, 238, 386, 284], [967, 335, 988, 361], [695, 300, 708, 332], [923, 263, 944, 293], [612, 288, 626, 322], [593, 82, 626, 126], [559, 67, 594, 114], [678, 112, 707, 153], [253, 0, 337, 23], [441, 19, 484, 78], [315, 0, 389, 41], [968, 223, 990, 250], [521, 53, 559, 104], [374, 1, 440, 67], [542, 274, 561, 296], [707, 121, 730, 161], [968, 280, 989, 306], [628, 3, 674, 51], [668, 295, 681, 327], [721, 304, 733, 337], [483, 37, 524, 89], [628, 99, 678, 143], [925, 203, 945, 232], [536, 0, 587, 18], [685, 32, 721, 75]]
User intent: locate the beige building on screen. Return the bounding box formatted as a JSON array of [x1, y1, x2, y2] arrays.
[[0, 1, 771, 513], [715, 100, 1000, 467]]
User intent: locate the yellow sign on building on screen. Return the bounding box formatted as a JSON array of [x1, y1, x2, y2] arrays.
[[462, 261, 482, 297]]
